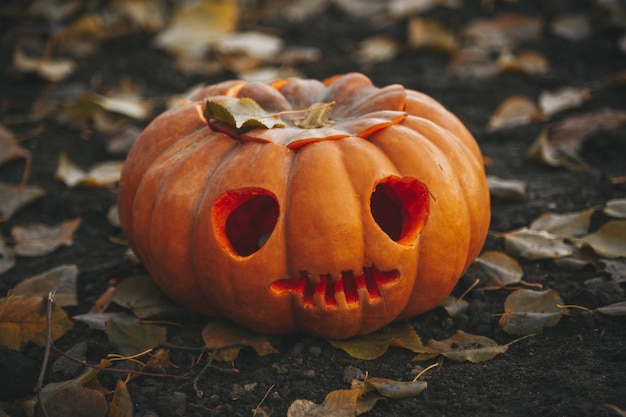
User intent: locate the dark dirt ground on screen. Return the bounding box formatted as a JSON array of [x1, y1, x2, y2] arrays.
[[1, 1, 626, 416]]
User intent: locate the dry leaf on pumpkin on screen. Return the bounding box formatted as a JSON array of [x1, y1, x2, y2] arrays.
[[12, 217, 81, 257], [499, 289, 565, 335], [487, 95, 543, 132], [0, 294, 73, 351], [55, 151, 123, 188], [329, 321, 436, 360], [604, 199, 626, 219], [201, 318, 278, 362], [487, 175, 529, 201], [529, 208, 594, 238], [0, 181, 45, 220], [575, 221, 626, 259], [11, 264, 78, 307], [106, 314, 167, 356], [418, 330, 509, 363], [203, 97, 287, 130], [504, 227, 574, 260], [471, 250, 524, 289]]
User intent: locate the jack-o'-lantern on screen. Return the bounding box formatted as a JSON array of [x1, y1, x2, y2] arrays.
[[117, 73, 490, 339]]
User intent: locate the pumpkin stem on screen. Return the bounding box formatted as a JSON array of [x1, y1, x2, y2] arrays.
[[289, 101, 336, 129]]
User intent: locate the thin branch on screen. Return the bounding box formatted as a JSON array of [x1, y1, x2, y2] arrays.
[[34, 291, 56, 417]]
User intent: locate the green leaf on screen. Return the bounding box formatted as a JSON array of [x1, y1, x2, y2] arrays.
[[204, 97, 286, 130]]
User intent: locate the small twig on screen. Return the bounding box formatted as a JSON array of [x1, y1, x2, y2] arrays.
[[34, 291, 56, 417], [458, 278, 480, 300], [252, 384, 275, 416], [51, 346, 187, 379], [412, 363, 439, 382], [192, 344, 244, 398]]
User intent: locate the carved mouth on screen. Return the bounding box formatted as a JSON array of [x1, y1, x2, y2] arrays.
[[270, 266, 400, 309]]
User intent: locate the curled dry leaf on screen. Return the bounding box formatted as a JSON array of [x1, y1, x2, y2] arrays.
[[203, 96, 287, 131], [420, 330, 509, 363], [11, 264, 79, 307], [529, 208, 594, 238], [487, 175, 529, 201], [472, 250, 524, 289], [504, 227, 574, 260], [487, 95, 543, 132], [499, 289, 565, 335], [55, 151, 123, 188], [12, 217, 81, 257], [201, 318, 278, 362], [329, 322, 435, 360], [539, 87, 590, 118], [575, 220, 626, 259], [604, 199, 626, 219], [0, 294, 74, 351], [0, 182, 45, 221]]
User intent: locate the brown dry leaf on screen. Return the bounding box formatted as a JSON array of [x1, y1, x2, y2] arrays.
[[0, 125, 31, 176], [329, 322, 436, 360], [0, 294, 73, 351], [575, 221, 626, 259], [55, 152, 123, 188], [112, 275, 196, 320], [596, 301, 626, 316], [539, 87, 590, 117], [551, 13, 591, 41], [0, 238, 16, 275], [11, 264, 78, 307], [448, 47, 499, 79], [106, 314, 167, 356], [93, 92, 152, 120], [388, 0, 460, 18], [472, 250, 524, 289], [407, 18, 458, 52], [529, 208, 594, 238], [38, 357, 112, 404], [0, 182, 46, 220], [439, 295, 469, 317], [41, 385, 108, 417], [497, 49, 550, 76], [504, 227, 575, 260], [154, 0, 239, 59], [141, 349, 174, 374], [13, 48, 76, 82], [487, 175, 529, 201], [526, 108, 626, 170], [553, 246, 599, 271], [202, 318, 278, 362], [109, 0, 167, 32], [215, 31, 284, 61], [499, 289, 565, 335], [487, 95, 543, 132], [107, 379, 134, 417], [463, 13, 543, 51], [422, 330, 509, 363], [89, 286, 116, 313], [356, 35, 400, 64], [12, 217, 81, 257], [604, 199, 626, 219], [288, 389, 360, 417]]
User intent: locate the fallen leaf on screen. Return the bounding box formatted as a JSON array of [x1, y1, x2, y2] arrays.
[[201, 318, 278, 362], [487, 175, 529, 201], [499, 289, 565, 335], [504, 227, 574, 260], [106, 314, 167, 356], [13, 48, 76, 82], [463, 13, 543, 51], [0, 125, 31, 176], [0, 181, 45, 220], [356, 35, 400, 63], [112, 275, 196, 320], [601, 259, 626, 284], [12, 217, 81, 257], [38, 357, 112, 405], [526, 108, 626, 170], [329, 322, 436, 360], [141, 349, 174, 374], [0, 294, 73, 351], [497, 49, 550, 76], [423, 330, 509, 363], [596, 301, 626, 316], [575, 220, 626, 258], [388, 0, 460, 18], [360, 377, 427, 399], [487, 95, 543, 132], [215, 31, 284, 60], [55, 152, 123, 188], [529, 208, 594, 238], [539, 87, 590, 118], [471, 250, 524, 289], [72, 312, 129, 331], [551, 13, 591, 41], [93, 92, 152, 120], [89, 287, 116, 313], [0, 238, 16, 275], [203, 96, 287, 131], [448, 47, 499, 79], [407, 18, 458, 52], [107, 379, 134, 417], [604, 199, 626, 219], [439, 295, 469, 317], [552, 246, 599, 271], [41, 385, 107, 417], [11, 265, 79, 307], [109, 0, 167, 32]]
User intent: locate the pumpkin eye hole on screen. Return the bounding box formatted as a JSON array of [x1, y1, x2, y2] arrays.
[[214, 188, 279, 257], [370, 177, 429, 244]]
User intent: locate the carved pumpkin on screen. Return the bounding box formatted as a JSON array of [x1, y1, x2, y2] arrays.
[[117, 73, 490, 339]]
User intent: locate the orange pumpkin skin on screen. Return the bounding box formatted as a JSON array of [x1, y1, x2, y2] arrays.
[[117, 73, 490, 340]]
